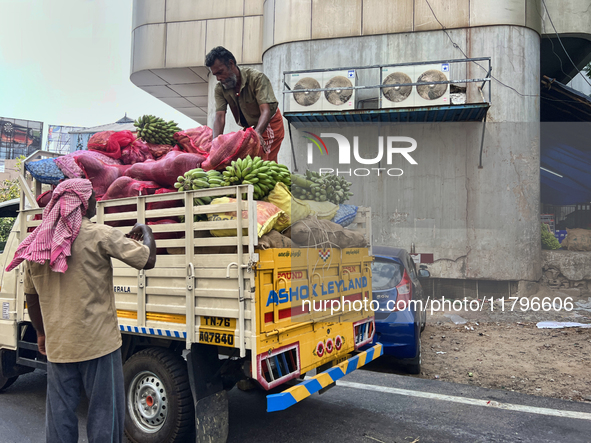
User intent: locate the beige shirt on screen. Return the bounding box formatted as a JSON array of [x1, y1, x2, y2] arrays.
[[214, 66, 278, 128], [24, 218, 150, 363]]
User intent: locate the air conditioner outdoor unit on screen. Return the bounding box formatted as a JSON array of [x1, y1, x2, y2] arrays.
[[380, 63, 450, 109], [321, 70, 357, 111], [381, 66, 416, 109], [414, 63, 450, 106], [287, 72, 324, 112]]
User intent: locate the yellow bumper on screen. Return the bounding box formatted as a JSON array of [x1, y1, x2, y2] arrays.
[[266, 343, 383, 412]]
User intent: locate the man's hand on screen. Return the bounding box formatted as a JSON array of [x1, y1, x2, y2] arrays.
[[126, 223, 157, 269], [126, 223, 151, 241], [37, 335, 46, 356]]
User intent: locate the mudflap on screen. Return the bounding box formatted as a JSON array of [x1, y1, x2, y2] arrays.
[[195, 390, 229, 443], [186, 344, 229, 443]]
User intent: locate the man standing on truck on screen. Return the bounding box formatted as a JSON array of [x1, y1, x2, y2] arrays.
[[6, 179, 156, 443], [206, 45, 285, 162]]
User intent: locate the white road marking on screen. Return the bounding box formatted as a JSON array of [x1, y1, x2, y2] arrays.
[[336, 381, 591, 421]]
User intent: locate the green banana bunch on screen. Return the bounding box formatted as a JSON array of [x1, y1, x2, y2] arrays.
[[291, 170, 353, 204], [134, 114, 181, 145], [220, 155, 291, 200], [174, 168, 226, 205]]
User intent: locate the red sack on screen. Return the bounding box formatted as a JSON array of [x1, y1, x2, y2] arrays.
[[75, 155, 132, 198], [201, 128, 262, 171], [36, 190, 53, 207], [101, 177, 159, 227], [121, 138, 155, 165], [87, 131, 116, 151], [100, 130, 135, 160], [174, 126, 213, 156], [146, 143, 174, 159], [102, 176, 160, 201], [147, 188, 182, 211], [147, 219, 183, 254], [126, 150, 206, 188]]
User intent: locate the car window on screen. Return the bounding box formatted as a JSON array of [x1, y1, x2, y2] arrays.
[[371, 258, 403, 290]]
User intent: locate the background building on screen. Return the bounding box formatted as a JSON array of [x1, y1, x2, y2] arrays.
[[45, 125, 85, 155], [129, 0, 591, 297], [68, 115, 135, 153]]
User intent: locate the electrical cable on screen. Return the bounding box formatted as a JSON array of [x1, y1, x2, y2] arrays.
[[533, 0, 575, 83], [423, 0, 538, 99], [541, 0, 591, 88]]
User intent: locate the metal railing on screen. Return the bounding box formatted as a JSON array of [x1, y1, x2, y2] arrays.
[[282, 57, 492, 112]]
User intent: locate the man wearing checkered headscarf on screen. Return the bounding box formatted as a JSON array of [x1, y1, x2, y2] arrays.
[[7, 179, 93, 273], [11, 178, 157, 443]]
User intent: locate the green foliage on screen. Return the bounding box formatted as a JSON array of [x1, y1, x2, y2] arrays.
[[0, 156, 24, 243], [541, 223, 561, 250]]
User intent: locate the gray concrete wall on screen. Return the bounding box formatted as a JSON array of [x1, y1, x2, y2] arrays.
[[263, 26, 541, 282]]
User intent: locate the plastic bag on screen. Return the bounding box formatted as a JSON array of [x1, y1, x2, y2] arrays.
[[75, 155, 132, 198], [126, 149, 206, 188], [25, 159, 65, 185], [331, 204, 358, 227], [208, 197, 283, 237], [121, 138, 155, 165], [174, 126, 213, 156], [303, 200, 339, 220], [266, 182, 311, 231], [201, 128, 263, 171]]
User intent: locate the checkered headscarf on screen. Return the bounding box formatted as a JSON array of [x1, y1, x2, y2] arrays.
[[7, 179, 94, 273]]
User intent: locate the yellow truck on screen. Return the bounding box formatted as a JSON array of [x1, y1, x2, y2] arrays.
[[0, 151, 381, 443]]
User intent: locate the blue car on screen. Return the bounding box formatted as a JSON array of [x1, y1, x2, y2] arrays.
[[367, 246, 430, 374]]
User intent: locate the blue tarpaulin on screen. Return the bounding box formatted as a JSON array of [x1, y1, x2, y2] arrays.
[[541, 144, 591, 205]]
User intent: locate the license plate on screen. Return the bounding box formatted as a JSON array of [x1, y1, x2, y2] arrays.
[[201, 316, 236, 329], [199, 330, 235, 347]]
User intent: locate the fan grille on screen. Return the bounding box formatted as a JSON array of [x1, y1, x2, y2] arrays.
[[382, 72, 413, 103], [416, 69, 448, 100], [293, 77, 321, 106], [324, 76, 353, 106]]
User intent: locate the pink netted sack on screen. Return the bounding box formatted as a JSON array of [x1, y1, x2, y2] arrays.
[[56, 150, 123, 178], [75, 155, 132, 198], [201, 128, 262, 171], [126, 150, 206, 188], [121, 138, 154, 165], [87, 131, 116, 151], [174, 126, 213, 156], [102, 176, 160, 201], [146, 143, 174, 159]]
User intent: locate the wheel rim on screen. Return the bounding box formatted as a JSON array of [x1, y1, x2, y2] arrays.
[[128, 370, 168, 433]]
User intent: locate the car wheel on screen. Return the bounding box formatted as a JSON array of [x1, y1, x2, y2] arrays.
[[0, 373, 18, 392], [124, 348, 194, 443], [420, 306, 427, 332], [405, 332, 421, 375]]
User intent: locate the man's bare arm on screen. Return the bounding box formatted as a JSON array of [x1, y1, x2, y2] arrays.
[[254, 103, 272, 137], [213, 111, 226, 139], [25, 293, 46, 355]]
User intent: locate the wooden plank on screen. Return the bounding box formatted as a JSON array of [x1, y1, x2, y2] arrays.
[[192, 219, 249, 231], [194, 237, 249, 247], [192, 202, 248, 215], [194, 308, 252, 318]]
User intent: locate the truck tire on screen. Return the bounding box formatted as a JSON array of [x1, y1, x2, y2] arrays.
[[0, 374, 18, 392], [124, 348, 194, 443]]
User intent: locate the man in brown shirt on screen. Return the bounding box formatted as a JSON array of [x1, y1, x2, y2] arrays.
[[23, 183, 156, 443], [206, 46, 285, 162]]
